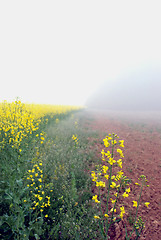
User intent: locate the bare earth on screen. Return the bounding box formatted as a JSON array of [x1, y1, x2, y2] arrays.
[[86, 110, 161, 240]]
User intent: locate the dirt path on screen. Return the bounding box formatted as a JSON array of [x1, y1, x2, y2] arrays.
[[86, 110, 161, 240]]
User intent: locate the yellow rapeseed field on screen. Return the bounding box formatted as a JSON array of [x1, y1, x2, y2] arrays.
[[0, 99, 81, 150]]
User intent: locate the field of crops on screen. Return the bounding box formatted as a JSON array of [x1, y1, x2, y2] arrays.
[[0, 101, 160, 240], [0, 100, 97, 239]]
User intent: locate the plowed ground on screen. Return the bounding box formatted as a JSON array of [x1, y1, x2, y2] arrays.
[[86, 110, 161, 240]]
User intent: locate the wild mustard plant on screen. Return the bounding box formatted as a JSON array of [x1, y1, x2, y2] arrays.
[[91, 133, 150, 240], [72, 134, 79, 147], [26, 161, 51, 213], [125, 174, 150, 240]]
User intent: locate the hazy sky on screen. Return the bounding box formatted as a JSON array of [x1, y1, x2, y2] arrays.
[[0, 0, 161, 105]]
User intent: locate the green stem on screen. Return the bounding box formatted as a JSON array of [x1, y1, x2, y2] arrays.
[[105, 135, 115, 237], [128, 181, 143, 239], [98, 187, 105, 239], [106, 165, 112, 213], [107, 183, 122, 231]]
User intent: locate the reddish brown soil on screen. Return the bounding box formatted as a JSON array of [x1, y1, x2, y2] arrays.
[[86, 110, 161, 240]]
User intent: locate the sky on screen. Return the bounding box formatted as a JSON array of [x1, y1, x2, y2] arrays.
[[0, 0, 161, 106]]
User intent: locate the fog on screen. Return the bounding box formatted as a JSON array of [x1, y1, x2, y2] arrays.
[[0, 1, 161, 106], [86, 65, 161, 111]]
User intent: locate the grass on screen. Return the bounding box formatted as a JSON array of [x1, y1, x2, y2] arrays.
[[41, 112, 99, 239]]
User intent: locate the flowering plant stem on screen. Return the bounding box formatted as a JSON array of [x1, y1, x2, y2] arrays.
[[126, 179, 144, 240], [91, 133, 149, 240]]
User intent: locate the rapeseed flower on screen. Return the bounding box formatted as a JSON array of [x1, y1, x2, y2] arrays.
[[94, 215, 100, 219], [117, 159, 122, 168], [102, 165, 109, 173], [103, 138, 110, 147], [117, 149, 124, 158], [92, 195, 100, 203], [122, 192, 129, 198], [108, 157, 116, 165], [120, 206, 125, 219], [96, 181, 105, 188], [133, 201, 138, 207], [110, 182, 116, 188], [144, 202, 150, 208], [110, 198, 116, 204], [119, 140, 124, 148]]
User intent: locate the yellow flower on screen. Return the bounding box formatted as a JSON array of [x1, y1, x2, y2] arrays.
[[92, 195, 100, 203], [108, 158, 116, 165], [144, 202, 150, 208], [110, 198, 116, 204], [133, 201, 137, 207], [96, 181, 105, 187], [119, 140, 124, 148], [103, 138, 110, 148], [92, 195, 98, 201], [110, 208, 116, 213], [135, 182, 140, 186], [117, 159, 122, 168], [122, 192, 129, 198], [102, 165, 109, 173], [110, 182, 116, 188], [104, 214, 109, 218], [104, 174, 109, 180], [91, 171, 96, 178], [126, 187, 131, 193], [112, 140, 117, 145], [92, 177, 97, 182], [120, 206, 125, 219], [114, 192, 118, 197], [94, 215, 100, 219], [45, 214, 48, 217], [101, 149, 105, 157], [117, 149, 124, 158], [38, 196, 43, 201], [117, 170, 124, 177], [105, 151, 111, 158]]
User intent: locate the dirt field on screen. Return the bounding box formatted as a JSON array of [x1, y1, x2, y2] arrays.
[[86, 109, 161, 240]]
